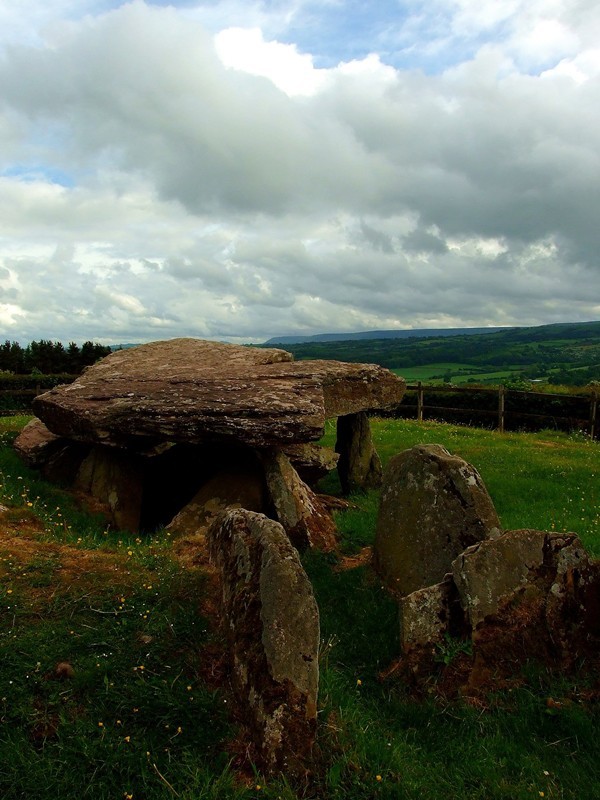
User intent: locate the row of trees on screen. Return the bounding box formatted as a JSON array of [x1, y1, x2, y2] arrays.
[[0, 339, 112, 375]]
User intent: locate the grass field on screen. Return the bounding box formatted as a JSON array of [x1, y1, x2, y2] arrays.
[[391, 364, 526, 385], [1, 416, 600, 799], [320, 418, 600, 557]]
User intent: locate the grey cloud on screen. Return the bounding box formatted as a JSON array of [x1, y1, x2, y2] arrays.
[[359, 221, 395, 254], [2, 3, 598, 263], [401, 227, 448, 254], [0, 4, 380, 216], [1, 2, 600, 344]]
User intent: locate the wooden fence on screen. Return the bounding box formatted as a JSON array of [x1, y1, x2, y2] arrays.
[[398, 383, 598, 439]]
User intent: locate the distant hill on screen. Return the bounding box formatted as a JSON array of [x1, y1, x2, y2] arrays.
[[263, 320, 600, 386], [264, 326, 509, 345]]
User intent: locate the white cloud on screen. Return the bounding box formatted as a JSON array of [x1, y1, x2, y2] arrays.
[[215, 27, 326, 95], [0, 303, 25, 328]]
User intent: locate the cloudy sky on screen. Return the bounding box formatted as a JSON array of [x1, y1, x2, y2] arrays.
[[1, 0, 599, 344]]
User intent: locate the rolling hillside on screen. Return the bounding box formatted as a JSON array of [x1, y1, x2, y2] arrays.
[[264, 321, 600, 386], [264, 326, 508, 345]]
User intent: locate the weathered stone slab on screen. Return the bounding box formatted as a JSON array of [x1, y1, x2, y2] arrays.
[[374, 444, 501, 595], [452, 529, 545, 629], [399, 574, 455, 653], [14, 418, 90, 485], [32, 338, 405, 450], [393, 529, 600, 686], [207, 508, 319, 776], [335, 411, 382, 493], [75, 446, 143, 532], [261, 449, 338, 552], [282, 443, 339, 486], [545, 537, 600, 658], [166, 465, 266, 536], [14, 418, 63, 467], [451, 529, 600, 667]]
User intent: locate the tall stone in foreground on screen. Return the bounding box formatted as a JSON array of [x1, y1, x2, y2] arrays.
[[207, 509, 320, 776], [374, 444, 501, 596]]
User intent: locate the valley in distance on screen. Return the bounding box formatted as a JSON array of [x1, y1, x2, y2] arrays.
[[260, 320, 600, 388]]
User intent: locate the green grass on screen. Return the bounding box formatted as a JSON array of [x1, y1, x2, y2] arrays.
[[320, 418, 600, 557], [2, 415, 600, 799], [390, 363, 474, 383], [392, 364, 527, 385]]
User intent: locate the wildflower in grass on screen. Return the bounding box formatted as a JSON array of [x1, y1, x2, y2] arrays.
[[376, 775, 382, 782], [98, 721, 104, 727], [124, 735, 131, 743], [356, 679, 362, 686]]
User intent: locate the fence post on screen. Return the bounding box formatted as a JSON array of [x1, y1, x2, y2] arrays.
[[590, 391, 598, 441], [417, 381, 424, 422], [498, 385, 506, 433]]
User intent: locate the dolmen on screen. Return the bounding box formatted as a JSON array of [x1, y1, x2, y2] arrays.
[[16, 338, 406, 549]]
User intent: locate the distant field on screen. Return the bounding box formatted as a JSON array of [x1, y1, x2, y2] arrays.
[[280, 320, 600, 388], [392, 364, 525, 385]]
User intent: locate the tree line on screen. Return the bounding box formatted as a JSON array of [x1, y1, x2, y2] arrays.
[[0, 339, 112, 375]]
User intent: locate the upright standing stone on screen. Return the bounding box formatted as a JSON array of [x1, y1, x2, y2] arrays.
[[75, 446, 143, 532], [207, 509, 320, 776], [335, 412, 383, 493], [374, 444, 501, 595], [261, 450, 338, 551]]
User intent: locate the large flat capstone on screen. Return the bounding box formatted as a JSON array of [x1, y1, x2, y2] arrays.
[[32, 338, 405, 449]]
